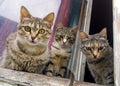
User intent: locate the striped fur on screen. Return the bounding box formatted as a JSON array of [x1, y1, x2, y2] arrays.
[[80, 28, 114, 85], [45, 22, 77, 77], [0, 6, 54, 73]]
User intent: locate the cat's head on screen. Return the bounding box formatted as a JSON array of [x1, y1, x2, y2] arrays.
[[80, 28, 110, 62], [17, 6, 54, 45], [55, 22, 78, 48]]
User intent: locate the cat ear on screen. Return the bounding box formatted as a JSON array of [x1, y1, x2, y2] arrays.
[[99, 28, 107, 39], [20, 6, 31, 21], [80, 32, 89, 41], [57, 22, 64, 28], [43, 12, 54, 25], [56, 22, 64, 30], [71, 26, 78, 33]]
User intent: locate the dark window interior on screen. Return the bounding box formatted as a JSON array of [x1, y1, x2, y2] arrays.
[[84, 0, 113, 82]]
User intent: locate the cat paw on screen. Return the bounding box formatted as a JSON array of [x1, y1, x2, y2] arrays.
[[46, 72, 53, 77]]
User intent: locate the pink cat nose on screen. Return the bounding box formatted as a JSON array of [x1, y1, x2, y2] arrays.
[[93, 54, 97, 58], [63, 41, 66, 45], [31, 36, 36, 42], [63, 38, 67, 44]]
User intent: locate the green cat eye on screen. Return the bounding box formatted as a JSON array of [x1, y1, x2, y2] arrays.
[[39, 29, 45, 34], [24, 26, 31, 32]]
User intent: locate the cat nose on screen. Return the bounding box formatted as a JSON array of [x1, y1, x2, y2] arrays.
[[93, 51, 98, 58], [93, 55, 97, 58], [63, 38, 67, 44], [93, 54, 98, 58], [63, 41, 66, 44], [31, 36, 36, 41]]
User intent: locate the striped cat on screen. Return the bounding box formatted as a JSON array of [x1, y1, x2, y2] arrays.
[[0, 6, 54, 73], [80, 28, 114, 85], [45, 22, 78, 77]]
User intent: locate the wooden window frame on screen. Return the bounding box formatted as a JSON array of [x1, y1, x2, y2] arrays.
[[113, 0, 120, 86]]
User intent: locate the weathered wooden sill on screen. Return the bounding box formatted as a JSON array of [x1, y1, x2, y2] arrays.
[[73, 81, 112, 86], [0, 68, 113, 86], [0, 68, 71, 86]]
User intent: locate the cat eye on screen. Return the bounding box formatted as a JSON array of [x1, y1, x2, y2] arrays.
[[24, 26, 31, 32], [39, 29, 45, 34], [67, 37, 71, 39], [63, 57, 67, 59], [69, 39, 74, 43], [98, 46, 104, 50], [86, 47, 91, 51], [60, 35, 63, 38]]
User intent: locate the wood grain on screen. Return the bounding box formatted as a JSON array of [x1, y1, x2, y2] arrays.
[[0, 68, 71, 86], [113, 0, 120, 86], [73, 81, 112, 86]]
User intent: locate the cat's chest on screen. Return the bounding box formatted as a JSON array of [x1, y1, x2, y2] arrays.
[[17, 41, 47, 56], [9, 45, 50, 64], [88, 57, 112, 72], [51, 46, 70, 57]]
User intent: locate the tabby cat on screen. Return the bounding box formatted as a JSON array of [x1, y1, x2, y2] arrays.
[[0, 6, 54, 73], [80, 28, 114, 85], [45, 22, 77, 77]]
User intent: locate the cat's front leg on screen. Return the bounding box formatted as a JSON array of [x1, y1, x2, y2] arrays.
[[103, 70, 114, 84], [57, 68, 66, 77], [90, 69, 103, 84], [11, 61, 23, 71], [26, 66, 41, 73], [0, 57, 23, 71], [45, 63, 54, 77], [94, 76, 103, 84], [57, 58, 68, 77]]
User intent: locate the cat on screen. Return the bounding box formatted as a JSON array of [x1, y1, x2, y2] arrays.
[[79, 28, 114, 85], [0, 6, 54, 73], [45, 22, 78, 77]]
